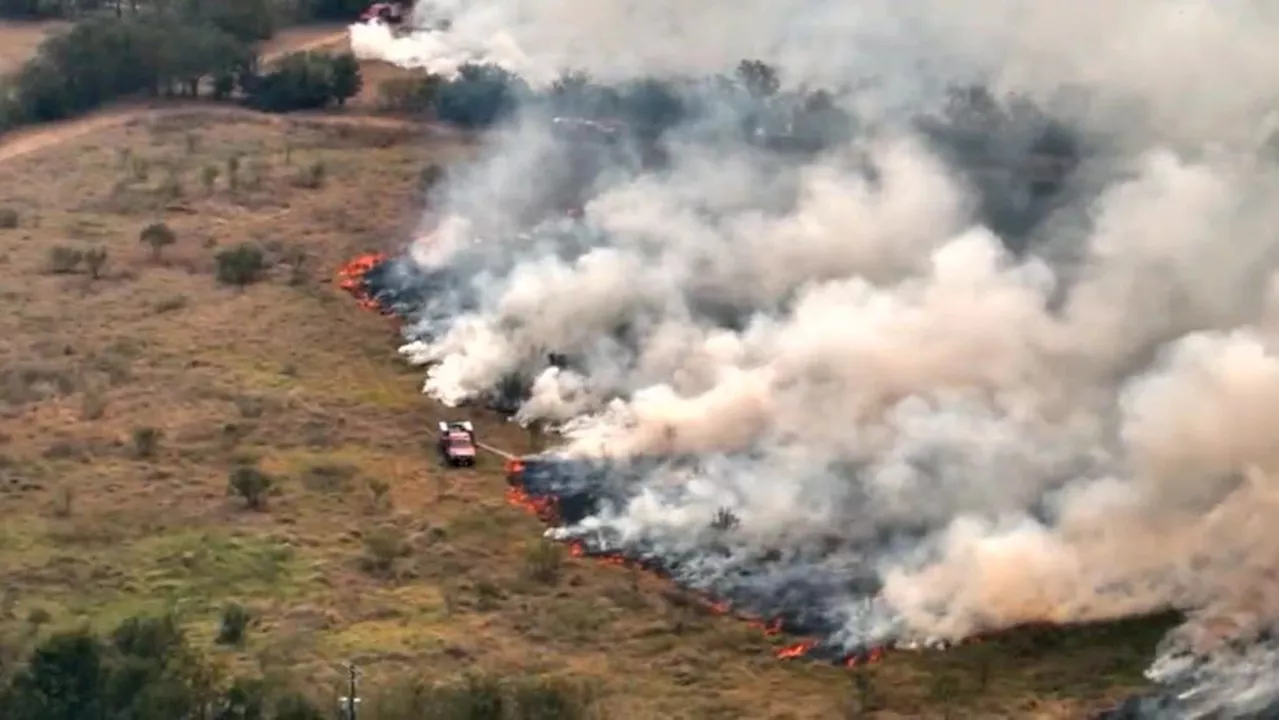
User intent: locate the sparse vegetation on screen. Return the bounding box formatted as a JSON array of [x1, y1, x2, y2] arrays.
[[292, 160, 326, 189], [523, 539, 564, 585], [214, 242, 267, 287], [46, 245, 82, 273], [132, 426, 161, 459], [360, 523, 410, 577], [83, 246, 107, 279]]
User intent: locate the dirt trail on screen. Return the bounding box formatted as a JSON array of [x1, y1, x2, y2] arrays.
[[0, 30, 366, 164]]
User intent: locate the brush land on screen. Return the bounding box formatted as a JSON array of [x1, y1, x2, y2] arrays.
[[0, 19, 1174, 720]]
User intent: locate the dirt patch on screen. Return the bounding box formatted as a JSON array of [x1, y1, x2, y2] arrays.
[[0, 20, 67, 74]]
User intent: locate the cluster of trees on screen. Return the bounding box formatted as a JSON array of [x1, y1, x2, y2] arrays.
[[0, 0, 365, 23], [244, 51, 361, 112], [0, 614, 323, 719], [376, 58, 854, 153], [0, 1, 366, 130], [0, 613, 597, 719]]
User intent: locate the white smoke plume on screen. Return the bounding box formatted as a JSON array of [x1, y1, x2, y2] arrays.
[[354, 1, 1278, 715]]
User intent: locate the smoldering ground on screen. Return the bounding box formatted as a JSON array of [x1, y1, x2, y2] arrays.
[[351, 1, 1278, 717]]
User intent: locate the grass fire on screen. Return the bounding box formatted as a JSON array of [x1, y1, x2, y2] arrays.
[[0, 1, 1272, 718]]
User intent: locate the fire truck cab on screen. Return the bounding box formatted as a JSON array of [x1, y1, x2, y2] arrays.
[[437, 421, 477, 467], [360, 0, 410, 25]]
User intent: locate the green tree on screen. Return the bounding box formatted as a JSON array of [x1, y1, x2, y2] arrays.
[[179, 0, 276, 43], [0, 630, 105, 720], [243, 51, 336, 112], [140, 222, 177, 261], [328, 51, 362, 106], [216, 603, 252, 646], [434, 63, 528, 128], [4, 15, 255, 127]]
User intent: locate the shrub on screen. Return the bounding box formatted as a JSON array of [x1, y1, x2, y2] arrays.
[[84, 247, 108, 279], [52, 485, 74, 518], [214, 242, 267, 287], [139, 222, 176, 261], [523, 540, 564, 585], [216, 603, 251, 646], [360, 524, 410, 576], [200, 165, 219, 193], [0, 208, 19, 228], [434, 63, 528, 128], [329, 51, 362, 106], [368, 674, 597, 720], [81, 387, 107, 420], [47, 245, 83, 274], [418, 164, 446, 193], [377, 74, 445, 114], [228, 465, 273, 510], [132, 427, 161, 459], [292, 160, 326, 189], [243, 51, 362, 113]]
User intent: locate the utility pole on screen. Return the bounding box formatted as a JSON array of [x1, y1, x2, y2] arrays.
[[339, 662, 361, 720]]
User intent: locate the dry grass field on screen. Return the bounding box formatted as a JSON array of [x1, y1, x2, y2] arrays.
[[0, 25, 1174, 719]]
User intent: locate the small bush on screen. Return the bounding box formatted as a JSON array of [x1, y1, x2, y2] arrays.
[[26, 607, 52, 626], [52, 485, 74, 518], [377, 74, 445, 114], [291, 161, 326, 189], [47, 245, 84, 274], [228, 465, 273, 510], [273, 691, 327, 720], [153, 295, 188, 314], [200, 164, 219, 193], [139, 222, 176, 261], [360, 524, 410, 576], [215, 242, 267, 287], [418, 164, 445, 193], [710, 507, 739, 532], [370, 674, 597, 720], [159, 171, 183, 200], [84, 247, 108, 279], [81, 387, 107, 420], [216, 602, 251, 646], [0, 207, 19, 228], [523, 540, 564, 585], [132, 427, 161, 459], [301, 462, 356, 493], [365, 477, 391, 512]]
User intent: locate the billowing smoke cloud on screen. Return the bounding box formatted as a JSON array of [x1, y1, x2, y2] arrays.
[[352, 1, 1278, 716]]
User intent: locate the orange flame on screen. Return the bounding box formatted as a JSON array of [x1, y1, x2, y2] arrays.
[[501, 468, 895, 671], [336, 257, 903, 671], [776, 639, 819, 660], [843, 647, 885, 667], [336, 253, 393, 315], [503, 486, 561, 524]]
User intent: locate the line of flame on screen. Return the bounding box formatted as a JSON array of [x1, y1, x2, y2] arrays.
[[336, 256, 889, 669]]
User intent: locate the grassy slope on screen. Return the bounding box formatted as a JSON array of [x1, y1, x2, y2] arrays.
[[0, 24, 1175, 718]]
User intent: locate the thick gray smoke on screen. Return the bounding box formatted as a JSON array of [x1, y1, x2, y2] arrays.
[[353, 1, 1278, 716]]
